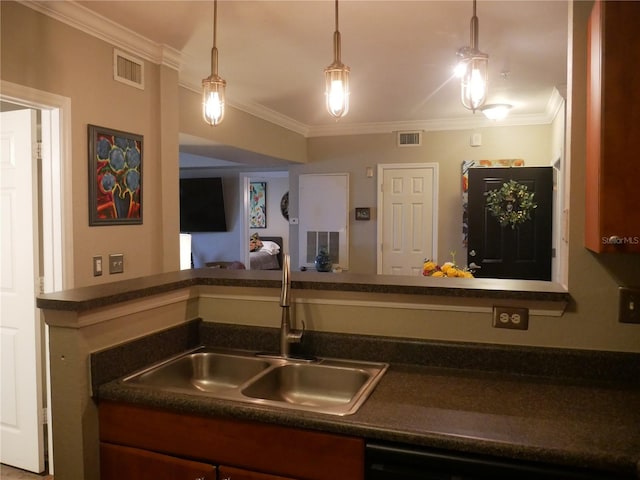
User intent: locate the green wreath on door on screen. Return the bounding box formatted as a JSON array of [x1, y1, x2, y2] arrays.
[[484, 180, 537, 229]]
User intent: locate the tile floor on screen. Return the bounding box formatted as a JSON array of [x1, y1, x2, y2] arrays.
[[0, 464, 53, 479]]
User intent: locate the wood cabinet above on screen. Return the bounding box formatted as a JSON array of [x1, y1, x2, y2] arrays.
[[586, 0, 640, 253]]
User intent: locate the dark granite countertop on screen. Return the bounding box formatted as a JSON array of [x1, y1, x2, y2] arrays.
[[98, 362, 640, 478], [94, 323, 640, 478], [38, 268, 569, 312]]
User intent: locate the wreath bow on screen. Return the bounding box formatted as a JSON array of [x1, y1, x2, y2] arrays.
[[484, 180, 537, 228]]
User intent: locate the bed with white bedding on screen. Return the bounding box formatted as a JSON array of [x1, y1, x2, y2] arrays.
[[249, 235, 283, 270]]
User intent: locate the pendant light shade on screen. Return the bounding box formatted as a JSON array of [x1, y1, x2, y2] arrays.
[[456, 0, 488, 112], [202, 0, 226, 126], [325, 0, 350, 118]]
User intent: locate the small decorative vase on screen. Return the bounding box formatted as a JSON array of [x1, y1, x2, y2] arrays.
[[314, 249, 332, 272]]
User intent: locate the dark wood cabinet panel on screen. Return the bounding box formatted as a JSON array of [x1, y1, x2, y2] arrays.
[[219, 465, 298, 480], [100, 442, 216, 480], [99, 401, 364, 480], [586, 0, 640, 253]]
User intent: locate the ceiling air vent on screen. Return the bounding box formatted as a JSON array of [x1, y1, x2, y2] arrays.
[[113, 49, 144, 90], [397, 131, 422, 147]]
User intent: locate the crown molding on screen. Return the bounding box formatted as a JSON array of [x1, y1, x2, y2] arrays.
[[179, 80, 311, 137], [21, 1, 182, 71], [305, 112, 554, 137], [184, 78, 554, 138], [546, 87, 566, 121]]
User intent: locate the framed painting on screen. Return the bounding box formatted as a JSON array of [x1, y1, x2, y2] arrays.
[[88, 125, 143, 225], [355, 207, 371, 221], [249, 181, 267, 228]]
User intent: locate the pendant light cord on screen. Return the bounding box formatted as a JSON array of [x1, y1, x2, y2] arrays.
[[213, 0, 217, 48], [470, 0, 479, 50], [333, 0, 342, 63], [211, 0, 218, 76]]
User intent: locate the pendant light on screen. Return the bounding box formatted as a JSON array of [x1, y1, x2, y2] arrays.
[[202, 0, 226, 126], [456, 0, 488, 112], [324, 0, 350, 118]]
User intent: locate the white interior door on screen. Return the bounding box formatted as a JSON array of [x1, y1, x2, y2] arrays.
[[377, 163, 438, 275], [299, 173, 349, 270], [0, 109, 45, 472]]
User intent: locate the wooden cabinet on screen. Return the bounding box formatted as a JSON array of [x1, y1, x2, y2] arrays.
[[219, 465, 297, 480], [101, 443, 216, 480], [585, 0, 640, 253], [98, 401, 364, 480]]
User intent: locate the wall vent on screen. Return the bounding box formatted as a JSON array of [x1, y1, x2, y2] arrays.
[[397, 131, 422, 147], [113, 49, 144, 90], [306, 231, 341, 265]]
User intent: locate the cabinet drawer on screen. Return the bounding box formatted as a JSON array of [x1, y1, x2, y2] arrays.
[[99, 401, 364, 480], [101, 442, 216, 480], [219, 465, 298, 480]]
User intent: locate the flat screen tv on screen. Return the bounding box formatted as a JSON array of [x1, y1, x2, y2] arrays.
[[179, 177, 227, 232]]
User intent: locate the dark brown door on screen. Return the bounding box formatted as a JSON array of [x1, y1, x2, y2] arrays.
[[467, 167, 553, 280]]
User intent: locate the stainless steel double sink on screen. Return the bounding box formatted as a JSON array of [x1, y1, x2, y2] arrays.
[[122, 347, 388, 416]]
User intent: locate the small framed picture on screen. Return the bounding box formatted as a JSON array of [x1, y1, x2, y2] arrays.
[[355, 207, 371, 221], [249, 181, 267, 228]]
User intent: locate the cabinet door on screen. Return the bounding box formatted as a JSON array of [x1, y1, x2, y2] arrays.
[[101, 442, 216, 480], [586, 0, 640, 253], [219, 465, 297, 480]]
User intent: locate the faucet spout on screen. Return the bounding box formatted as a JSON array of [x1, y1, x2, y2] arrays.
[[280, 254, 303, 357], [280, 253, 290, 307]]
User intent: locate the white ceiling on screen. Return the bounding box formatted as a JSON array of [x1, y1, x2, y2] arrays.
[[31, 0, 569, 161]]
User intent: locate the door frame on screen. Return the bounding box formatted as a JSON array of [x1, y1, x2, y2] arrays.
[[376, 163, 439, 274], [240, 171, 288, 268], [1, 80, 73, 473]]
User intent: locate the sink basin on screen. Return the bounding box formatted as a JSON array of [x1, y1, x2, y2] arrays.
[[243, 363, 375, 412], [124, 349, 271, 393], [122, 347, 387, 416]]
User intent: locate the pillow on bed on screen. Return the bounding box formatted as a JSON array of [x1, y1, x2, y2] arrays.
[[249, 233, 263, 252], [260, 240, 280, 255]]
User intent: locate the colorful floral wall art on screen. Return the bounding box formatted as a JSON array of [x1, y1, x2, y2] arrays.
[[249, 181, 267, 228], [88, 125, 143, 225]]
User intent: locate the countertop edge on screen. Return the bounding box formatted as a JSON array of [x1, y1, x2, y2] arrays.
[[38, 268, 570, 312]]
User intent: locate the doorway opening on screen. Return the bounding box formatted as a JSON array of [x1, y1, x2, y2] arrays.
[[1, 81, 72, 475]]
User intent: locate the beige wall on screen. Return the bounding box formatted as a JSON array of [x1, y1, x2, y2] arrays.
[[290, 124, 552, 273], [0, 2, 306, 287], [1, 2, 177, 285], [179, 87, 308, 164]]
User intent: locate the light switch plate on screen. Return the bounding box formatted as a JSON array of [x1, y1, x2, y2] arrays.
[[93, 256, 102, 276], [109, 253, 124, 274], [619, 287, 640, 324]]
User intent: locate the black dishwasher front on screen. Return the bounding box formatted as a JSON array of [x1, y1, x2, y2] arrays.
[[365, 442, 629, 480]]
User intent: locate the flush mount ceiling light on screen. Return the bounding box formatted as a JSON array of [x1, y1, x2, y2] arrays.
[[324, 0, 350, 118], [202, 0, 226, 126], [481, 103, 512, 120], [456, 0, 489, 112]]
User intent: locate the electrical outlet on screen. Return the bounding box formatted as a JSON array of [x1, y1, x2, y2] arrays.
[[109, 253, 124, 274], [619, 287, 640, 324], [93, 256, 103, 276], [492, 306, 529, 330]]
